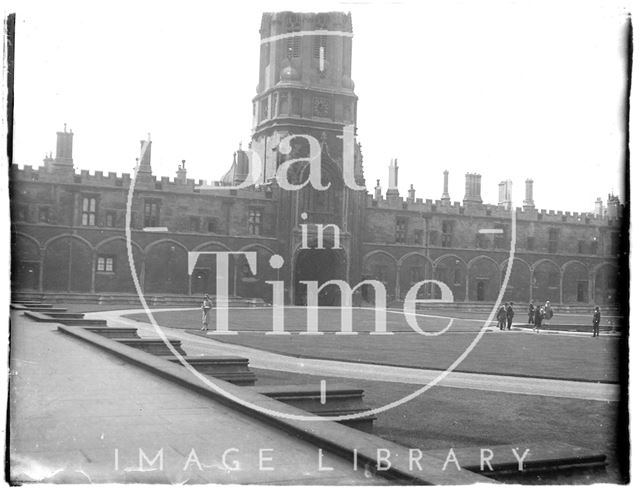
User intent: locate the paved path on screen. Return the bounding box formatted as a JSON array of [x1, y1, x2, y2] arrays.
[[89, 309, 619, 403], [10, 313, 385, 485]]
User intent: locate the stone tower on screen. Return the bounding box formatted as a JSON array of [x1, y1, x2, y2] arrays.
[[250, 11, 366, 304]]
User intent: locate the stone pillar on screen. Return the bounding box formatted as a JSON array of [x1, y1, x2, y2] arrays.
[[464, 268, 470, 302], [90, 250, 96, 294], [38, 252, 45, 292], [395, 266, 401, 301], [589, 272, 596, 305], [141, 257, 147, 294], [529, 276, 534, 303]]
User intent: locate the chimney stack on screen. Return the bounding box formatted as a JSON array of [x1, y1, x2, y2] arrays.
[[374, 179, 382, 201], [52, 124, 74, 171], [138, 134, 153, 176], [408, 184, 415, 202], [463, 173, 482, 205], [523, 178, 535, 209], [498, 180, 512, 209], [606, 194, 620, 218], [386, 158, 399, 198], [176, 160, 187, 184], [441, 170, 450, 203], [594, 197, 604, 218]]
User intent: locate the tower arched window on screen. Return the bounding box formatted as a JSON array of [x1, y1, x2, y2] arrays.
[[313, 36, 328, 73]]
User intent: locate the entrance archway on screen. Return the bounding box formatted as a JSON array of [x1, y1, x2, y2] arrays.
[[294, 248, 346, 305]]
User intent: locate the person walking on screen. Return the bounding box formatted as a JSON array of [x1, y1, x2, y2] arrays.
[[497, 304, 507, 330], [592, 306, 601, 337], [506, 302, 514, 330], [200, 294, 213, 332], [533, 305, 543, 333], [528, 301, 535, 324]]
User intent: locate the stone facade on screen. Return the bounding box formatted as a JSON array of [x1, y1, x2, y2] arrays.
[[10, 12, 623, 307]]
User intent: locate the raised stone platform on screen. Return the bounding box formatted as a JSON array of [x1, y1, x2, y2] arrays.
[[167, 356, 257, 385], [518, 323, 620, 334], [23, 311, 106, 326], [43, 312, 85, 319], [83, 327, 140, 339], [56, 318, 108, 326], [12, 300, 47, 306], [12, 304, 68, 313], [252, 384, 376, 432], [115, 338, 187, 356]]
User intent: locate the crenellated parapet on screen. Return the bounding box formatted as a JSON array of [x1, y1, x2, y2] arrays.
[[365, 192, 619, 226], [10, 163, 273, 199]]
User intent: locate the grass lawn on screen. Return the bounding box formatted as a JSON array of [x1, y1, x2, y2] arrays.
[[253, 368, 624, 483], [126, 308, 621, 382], [125, 306, 620, 331]]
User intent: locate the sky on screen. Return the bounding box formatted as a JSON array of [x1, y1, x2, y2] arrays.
[[7, 0, 631, 213]]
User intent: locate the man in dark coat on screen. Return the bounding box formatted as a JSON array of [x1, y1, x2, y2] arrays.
[[533, 305, 544, 333], [497, 305, 507, 330], [592, 306, 601, 337], [528, 301, 535, 324], [506, 302, 515, 330]]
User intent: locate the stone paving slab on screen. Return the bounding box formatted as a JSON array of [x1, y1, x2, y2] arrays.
[[9, 312, 390, 485]]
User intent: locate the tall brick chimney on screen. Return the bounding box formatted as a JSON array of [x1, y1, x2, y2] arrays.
[[386, 158, 399, 197], [441, 170, 450, 203], [138, 134, 153, 176], [52, 124, 74, 171], [176, 160, 187, 184], [463, 173, 482, 204], [374, 179, 382, 201], [523, 178, 535, 210], [498, 180, 512, 209], [408, 184, 416, 203]]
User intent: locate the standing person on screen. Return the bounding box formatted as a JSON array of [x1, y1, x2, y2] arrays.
[[592, 306, 601, 337], [200, 294, 213, 332], [528, 301, 535, 324], [506, 302, 514, 330], [543, 301, 553, 329], [497, 304, 507, 330], [533, 305, 543, 333]]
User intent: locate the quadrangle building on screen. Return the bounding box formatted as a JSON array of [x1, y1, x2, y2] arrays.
[[10, 12, 624, 308]]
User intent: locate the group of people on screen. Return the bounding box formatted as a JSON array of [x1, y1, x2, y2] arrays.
[[496, 302, 515, 330], [527, 300, 554, 333], [496, 300, 554, 332]]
